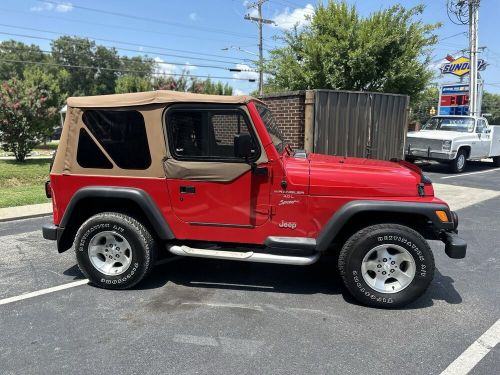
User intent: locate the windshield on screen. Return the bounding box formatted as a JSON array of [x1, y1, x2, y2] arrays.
[[421, 117, 474, 133], [255, 103, 285, 153]]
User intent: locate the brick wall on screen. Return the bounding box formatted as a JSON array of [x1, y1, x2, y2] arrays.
[[259, 91, 306, 150]]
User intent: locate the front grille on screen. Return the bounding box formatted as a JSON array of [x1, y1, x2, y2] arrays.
[[406, 137, 443, 151]]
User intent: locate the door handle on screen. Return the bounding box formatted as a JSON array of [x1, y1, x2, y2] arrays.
[[180, 186, 196, 194]]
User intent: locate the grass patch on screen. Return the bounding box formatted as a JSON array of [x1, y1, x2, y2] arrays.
[[0, 159, 51, 208], [35, 141, 59, 151]]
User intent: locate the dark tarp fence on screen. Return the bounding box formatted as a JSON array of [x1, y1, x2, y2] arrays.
[[313, 90, 409, 160]]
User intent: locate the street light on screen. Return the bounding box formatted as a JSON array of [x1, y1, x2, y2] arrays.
[[221, 46, 258, 57]]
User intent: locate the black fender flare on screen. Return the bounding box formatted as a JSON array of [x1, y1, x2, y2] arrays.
[[315, 200, 454, 252], [58, 186, 175, 249]]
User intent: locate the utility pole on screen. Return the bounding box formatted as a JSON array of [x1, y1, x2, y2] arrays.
[[245, 0, 274, 95], [468, 0, 480, 116]]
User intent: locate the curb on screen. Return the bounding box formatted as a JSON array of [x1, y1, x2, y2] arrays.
[[0, 212, 52, 223], [0, 203, 53, 223]]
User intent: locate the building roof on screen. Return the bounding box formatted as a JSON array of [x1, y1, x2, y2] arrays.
[[66, 90, 258, 108]]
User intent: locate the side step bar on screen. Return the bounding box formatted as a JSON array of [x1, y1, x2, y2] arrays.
[[167, 245, 320, 266]]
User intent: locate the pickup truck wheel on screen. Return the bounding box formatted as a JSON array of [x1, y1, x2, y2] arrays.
[[338, 224, 434, 308], [493, 156, 500, 167], [450, 149, 467, 173], [74, 212, 157, 289]]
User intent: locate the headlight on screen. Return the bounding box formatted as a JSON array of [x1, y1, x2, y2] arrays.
[[442, 140, 452, 151]]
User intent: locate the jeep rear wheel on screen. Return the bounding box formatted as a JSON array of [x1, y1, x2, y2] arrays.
[[75, 212, 157, 289], [338, 224, 434, 308]]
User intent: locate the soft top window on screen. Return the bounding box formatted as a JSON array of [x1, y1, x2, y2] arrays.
[[82, 110, 151, 170], [165, 106, 259, 162]]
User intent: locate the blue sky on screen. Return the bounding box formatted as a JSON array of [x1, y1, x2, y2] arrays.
[[0, 0, 499, 95]]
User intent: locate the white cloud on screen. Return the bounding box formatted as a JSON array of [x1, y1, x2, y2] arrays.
[[189, 12, 198, 21], [183, 62, 197, 73], [233, 89, 246, 96], [154, 57, 177, 76], [273, 4, 314, 30], [232, 64, 259, 81], [30, 2, 73, 13], [55, 2, 73, 12]]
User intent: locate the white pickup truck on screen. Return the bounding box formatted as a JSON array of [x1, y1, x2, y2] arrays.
[[405, 115, 500, 173]]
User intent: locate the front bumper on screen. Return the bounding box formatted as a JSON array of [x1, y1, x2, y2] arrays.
[[438, 210, 466, 259], [441, 231, 467, 259], [405, 148, 456, 161]]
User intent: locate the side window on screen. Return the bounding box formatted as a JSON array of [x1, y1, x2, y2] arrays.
[[476, 119, 486, 133], [81, 110, 151, 169], [167, 108, 259, 162], [76, 128, 113, 169]]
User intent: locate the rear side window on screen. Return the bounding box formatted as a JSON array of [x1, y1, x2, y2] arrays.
[[82, 110, 151, 169], [166, 107, 259, 162], [76, 128, 113, 169]]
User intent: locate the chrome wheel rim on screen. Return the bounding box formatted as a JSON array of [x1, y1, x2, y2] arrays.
[[88, 231, 132, 276], [361, 244, 416, 294], [457, 154, 465, 170]]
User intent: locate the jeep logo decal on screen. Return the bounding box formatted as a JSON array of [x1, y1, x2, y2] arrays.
[[278, 220, 297, 229]]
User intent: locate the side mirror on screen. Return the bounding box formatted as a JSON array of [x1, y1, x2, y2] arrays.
[[234, 133, 253, 159], [485, 128, 491, 134]]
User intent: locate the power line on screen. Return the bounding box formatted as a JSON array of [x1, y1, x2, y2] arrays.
[[0, 23, 248, 62], [0, 58, 258, 82], [40, 0, 256, 40], [0, 7, 248, 45], [0, 31, 256, 67], [0, 44, 259, 73]]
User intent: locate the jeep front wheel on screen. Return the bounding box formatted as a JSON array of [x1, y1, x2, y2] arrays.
[[74, 212, 157, 289], [338, 224, 434, 308]]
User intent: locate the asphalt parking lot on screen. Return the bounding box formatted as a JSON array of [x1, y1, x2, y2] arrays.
[[1, 163, 499, 375]]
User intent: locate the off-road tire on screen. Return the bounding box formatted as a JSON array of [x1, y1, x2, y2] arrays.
[[493, 156, 500, 167], [450, 149, 467, 173], [75, 212, 157, 289], [338, 224, 435, 308]]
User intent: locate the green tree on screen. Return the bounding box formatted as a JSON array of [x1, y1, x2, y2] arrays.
[[265, 1, 439, 98], [120, 56, 155, 78], [0, 40, 46, 80], [0, 78, 58, 162], [410, 86, 439, 124], [115, 75, 152, 93], [189, 77, 233, 95], [482, 92, 500, 124]]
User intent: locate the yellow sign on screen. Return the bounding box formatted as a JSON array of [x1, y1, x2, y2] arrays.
[[440, 56, 486, 77]]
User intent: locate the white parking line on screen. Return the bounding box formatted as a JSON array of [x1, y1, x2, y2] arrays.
[[0, 279, 89, 306], [441, 167, 500, 179], [440, 318, 500, 375]]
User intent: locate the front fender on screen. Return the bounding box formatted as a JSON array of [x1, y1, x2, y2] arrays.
[[315, 200, 455, 252]]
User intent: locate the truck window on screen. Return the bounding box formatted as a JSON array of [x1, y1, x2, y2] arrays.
[[421, 117, 474, 133], [476, 119, 487, 133], [255, 103, 285, 153], [81, 110, 151, 170], [166, 107, 259, 162]]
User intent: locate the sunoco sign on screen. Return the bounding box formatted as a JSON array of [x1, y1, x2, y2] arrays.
[[440, 55, 486, 77]]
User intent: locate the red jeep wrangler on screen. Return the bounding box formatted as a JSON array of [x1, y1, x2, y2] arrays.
[[43, 91, 466, 308]]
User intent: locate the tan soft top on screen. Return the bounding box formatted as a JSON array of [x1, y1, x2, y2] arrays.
[[67, 90, 260, 108]]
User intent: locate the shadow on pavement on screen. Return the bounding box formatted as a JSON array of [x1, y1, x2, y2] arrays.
[[402, 268, 462, 309], [418, 159, 495, 175], [60, 253, 462, 309], [137, 255, 343, 296]]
